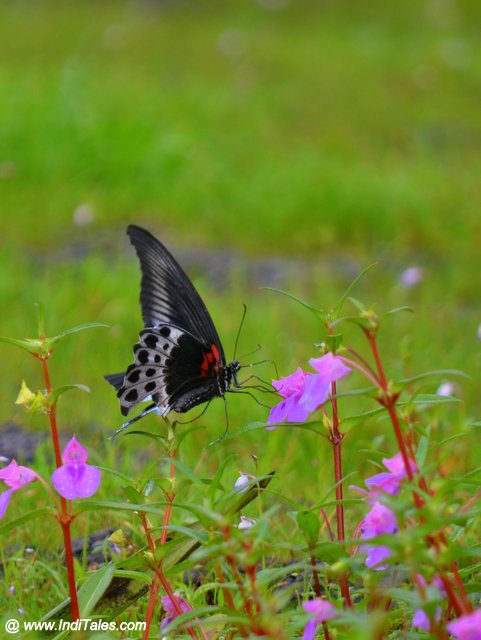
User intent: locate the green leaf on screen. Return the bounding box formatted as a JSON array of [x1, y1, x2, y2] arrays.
[[0, 507, 54, 535], [0, 335, 45, 355], [332, 263, 377, 317], [399, 369, 469, 384], [297, 510, 320, 545], [416, 433, 430, 469], [174, 423, 207, 448], [52, 322, 110, 341], [34, 302, 45, 338], [121, 485, 144, 504], [208, 420, 324, 446], [78, 563, 116, 617], [262, 286, 325, 321], [170, 458, 207, 487], [48, 384, 90, 405], [382, 305, 414, 318]]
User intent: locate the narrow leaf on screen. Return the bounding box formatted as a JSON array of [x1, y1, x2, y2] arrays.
[[79, 563, 116, 617], [0, 335, 42, 354], [332, 263, 377, 316], [48, 384, 90, 405], [262, 287, 324, 321], [0, 507, 54, 535], [53, 322, 110, 341]]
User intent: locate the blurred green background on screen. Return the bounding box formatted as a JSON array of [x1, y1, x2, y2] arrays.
[[1, 0, 480, 503]]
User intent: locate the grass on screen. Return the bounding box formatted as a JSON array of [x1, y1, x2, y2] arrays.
[[0, 1, 481, 636]]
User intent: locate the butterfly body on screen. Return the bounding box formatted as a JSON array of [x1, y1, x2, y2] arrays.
[[105, 226, 240, 421]]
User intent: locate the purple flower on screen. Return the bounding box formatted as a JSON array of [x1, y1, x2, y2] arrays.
[[302, 599, 337, 640], [412, 575, 445, 631], [437, 381, 455, 397], [268, 368, 313, 425], [267, 354, 351, 427], [234, 471, 255, 491], [51, 437, 101, 500], [399, 266, 424, 287], [365, 452, 416, 502], [360, 502, 398, 570], [238, 515, 256, 530], [0, 460, 37, 519], [447, 609, 481, 640], [161, 594, 193, 630]]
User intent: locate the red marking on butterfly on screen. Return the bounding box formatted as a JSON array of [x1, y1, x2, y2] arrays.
[[200, 343, 221, 377]]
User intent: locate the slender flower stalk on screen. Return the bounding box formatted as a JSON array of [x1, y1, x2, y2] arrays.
[[36, 351, 79, 620]]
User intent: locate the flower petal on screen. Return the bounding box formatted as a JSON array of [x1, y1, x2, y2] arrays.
[[0, 489, 14, 519], [51, 464, 101, 500], [302, 619, 318, 640], [267, 394, 310, 426], [364, 544, 391, 570], [308, 353, 352, 382], [0, 460, 36, 490], [303, 598, 337, 622], [272, 368, 310, 399], [447, 609, 481, 640], [62, 437, 88, 465], [382, 452, 416, 478], [300, 373, 332, 413]]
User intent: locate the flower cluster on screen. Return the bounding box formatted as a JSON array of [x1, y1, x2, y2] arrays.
[[268, 353, 351, 426]]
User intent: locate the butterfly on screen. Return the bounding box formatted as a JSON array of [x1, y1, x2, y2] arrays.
[[105, 225, 241, 429]]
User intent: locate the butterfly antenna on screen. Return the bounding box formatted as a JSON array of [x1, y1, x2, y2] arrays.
[[238, 343, 262, 360], [233, 303, 247, 360], [109, 403, 159, 439]]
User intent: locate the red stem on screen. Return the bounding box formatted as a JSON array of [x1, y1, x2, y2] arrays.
[[38, 354, 79, 620], [329, 383, 352, 608], [366, 332, 471, 616]]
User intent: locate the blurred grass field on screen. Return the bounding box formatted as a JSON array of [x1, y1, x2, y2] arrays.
[[0, 0, 480, 516]]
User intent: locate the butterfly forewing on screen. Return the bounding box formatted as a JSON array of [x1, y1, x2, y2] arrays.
[[127, 225, 225, 360]]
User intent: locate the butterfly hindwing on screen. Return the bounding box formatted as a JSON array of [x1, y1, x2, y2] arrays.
[[116, 325, 223, 416]]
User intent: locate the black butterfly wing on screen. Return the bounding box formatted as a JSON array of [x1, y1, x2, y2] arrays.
[[113, 327, 223, 416], [126, 225, 225, 361]]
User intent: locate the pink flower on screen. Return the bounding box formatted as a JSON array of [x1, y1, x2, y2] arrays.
[[447, 609, 481, 640], [267, 354, 351, 427], [360, 502, 398, 570], [51, 437, 101, 500], [412, 575, 445, 631], [0, 460, 37, 519], [268, 368, 313, 425], [365, 452, 416, 502], [302, 599, 337, 640], [161, 594, 193, 630]]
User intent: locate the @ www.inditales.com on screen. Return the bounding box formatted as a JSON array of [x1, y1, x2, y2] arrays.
[[4, 618, 147, 634]]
